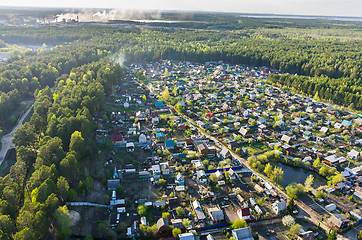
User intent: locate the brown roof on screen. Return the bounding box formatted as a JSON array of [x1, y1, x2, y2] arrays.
[[185, 139, 193, 145], [328, 214, 349, 228]]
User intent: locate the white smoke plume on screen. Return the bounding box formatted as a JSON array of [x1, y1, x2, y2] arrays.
[[54, 9, 162, 23], [110, 51, 127, 67]]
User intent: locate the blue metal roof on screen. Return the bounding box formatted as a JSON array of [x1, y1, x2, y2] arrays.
[[156, 132, 165, 138], [155, 101, 164, 107]]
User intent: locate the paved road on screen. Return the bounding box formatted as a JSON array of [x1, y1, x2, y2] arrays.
[[136, 79, 349, 237], [0, 104, 33, 164], [342, 224, 361, 240], [177, 112, 339, 235]]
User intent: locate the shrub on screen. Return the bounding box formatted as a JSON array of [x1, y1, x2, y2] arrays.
[[282, 215, 295, 227]]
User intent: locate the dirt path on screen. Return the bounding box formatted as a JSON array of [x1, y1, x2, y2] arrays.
[[0, 104, 33, 164]]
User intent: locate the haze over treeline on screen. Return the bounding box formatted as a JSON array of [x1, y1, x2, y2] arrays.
[[0, 6, 360, 240]]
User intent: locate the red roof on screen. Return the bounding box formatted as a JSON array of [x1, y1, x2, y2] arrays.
[[240, 207, 251, 216], [112, 134, 123, 142], [206, 112, 213, 118], [185, 139, 193, 145], [151, 111, 159, 117], [179, 124, 190, 130]]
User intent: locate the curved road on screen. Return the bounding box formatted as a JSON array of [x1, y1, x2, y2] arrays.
[[0, 104, 33, 164], [136, 79, 351, 238]]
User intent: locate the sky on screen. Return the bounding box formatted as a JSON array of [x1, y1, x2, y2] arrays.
[[0, 0, 361, 18]]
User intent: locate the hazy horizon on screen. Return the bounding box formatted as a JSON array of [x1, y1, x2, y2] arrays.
[[0, 0, 361, 18]]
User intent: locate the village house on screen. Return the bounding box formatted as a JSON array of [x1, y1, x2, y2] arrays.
[[303, 130, 312, 140], [157, 217, 170, 233], [281, 144, 293, 155], [324, 155, 340, 166], [206, 234, 215, 240], [160, 162, 170, 175], [171, 219, 183, 229], [175, 173, 184, 186], [231, 227, 254, 240], [237, 207, 251, 220], [228, 168, 237, 180], [107, 179, 120, 191], [179, 232, 195, 240], [239, 127, 249, 137], [281, 134, 291, 144], [126, 142, 135, 152], [193, 200, 206, 222], [327, 214, 350, 230], [341, 119, 352, 127], [298, 231, 315, 240], [320, 126, 329, 134], [192, 160, 204, 170], [215, 170, 224, 180], [156, 132, 165, 142], [208, 207, 224, 223], [151, 165, 161, 180], [155, 101, 164, 108], [348, 149, 360, 160], [165, 139, 176, 150], [196, 143, 209, 155], [152, 117, 159, 125], [334, 122, 342, 130], [168, 197, 180, 210], [228, 140, 238, 150], [220, 147, 232, 159], [139, 133, 147, 143], [272, 200, 287, 215], [196, 170, 208, 184], [354, 186, 362, 200]]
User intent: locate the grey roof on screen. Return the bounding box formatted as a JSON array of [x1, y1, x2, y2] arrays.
[[239, 128, 248, 135], [192, 200, 206, 220], [208, 207, 224, 221], [206, 234, 215, 240], [171, 218, 183, 229], [197, 143, 208, 151], [220, 147, 230, 157], [281, 134, 291, 143], [179, 232, 195, 240], [232, 227, 254, 240], [195, 208, 206, 221], [273, 201, 287, 212], [192, 200, 202, 210], [107, 179, 120, 190], [196, 170, 207, 179], [328, 214, 350, 228]]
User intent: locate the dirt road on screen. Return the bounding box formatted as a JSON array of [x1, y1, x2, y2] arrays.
[[0, 104, 33, 164], [136, 79, 348, 238]]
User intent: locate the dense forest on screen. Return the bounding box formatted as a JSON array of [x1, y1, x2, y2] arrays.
[[267, 74, 362, 109], [0, 16, 360, 114], [0, 59, 124, 239], [0, 34, 119, 129]]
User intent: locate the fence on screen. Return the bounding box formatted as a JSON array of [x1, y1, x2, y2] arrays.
[[67, 202, 111, 209], [198, 223, 229, 231], [206, 166, 243, 174]]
